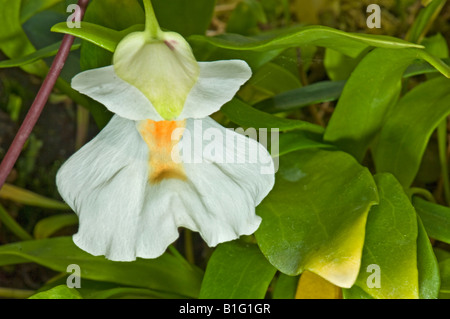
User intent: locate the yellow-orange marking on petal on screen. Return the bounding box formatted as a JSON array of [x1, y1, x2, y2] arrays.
[[138, 119, 187, 184]]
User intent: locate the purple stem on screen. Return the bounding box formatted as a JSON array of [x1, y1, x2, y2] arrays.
[[0, 0, 90, 190]]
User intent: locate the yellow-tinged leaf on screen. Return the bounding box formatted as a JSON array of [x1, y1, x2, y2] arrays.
[[305, 210, 369, 288], [296, 271, 342, 299]]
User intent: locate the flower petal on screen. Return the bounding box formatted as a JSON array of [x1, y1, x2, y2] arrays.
[[177, 60, 252, 120], [71, 66, 163, 121], [56, 115, 150, 261], [167, 117, 275, 246]]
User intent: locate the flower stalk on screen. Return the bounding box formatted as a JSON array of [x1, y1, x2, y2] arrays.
[[0, 0, 90, 191], [143, 0, 162, 39]]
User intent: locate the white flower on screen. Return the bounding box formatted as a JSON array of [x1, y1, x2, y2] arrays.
[[56, 0, 275, 261]]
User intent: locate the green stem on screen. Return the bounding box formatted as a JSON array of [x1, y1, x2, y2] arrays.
[[0, 203, 33, 241], [75, 105, 90, 150], [143, 0, 162, 39], [184, 229, 195, 265], [438, 119, 450, 204]]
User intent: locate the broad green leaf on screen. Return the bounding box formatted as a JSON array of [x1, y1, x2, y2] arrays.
[[0, 40, 80, 68], [324, 48, 450, 161], [0, 0, 47, 76], [272, 274, 299, 299], [0, 237, 203, 298], [413, 197, 450, 244], [254, 80, 345, 114], [255, 149, 379, 288], [29, 285, 83, 299], [199, 241, 277, 299], [221, 98, 324, 134], [372, 77, 450, 187], [324, 48, 367, 81], [406, 0, 447, 43], [353, 173, 419, 299], [295, 271, 341, 299], [417, 215, 440, 299], [20, 0, 63, 23], [0, 183, 69, 210], [238, 62, 301, 105], [33, 213, 78, 239], [151, 0, 216, 37], [276, 131, 335, 157], [189, 25, 423, 58]]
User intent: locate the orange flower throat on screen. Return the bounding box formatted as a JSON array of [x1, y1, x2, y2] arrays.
[[138, 119, 187, 184]]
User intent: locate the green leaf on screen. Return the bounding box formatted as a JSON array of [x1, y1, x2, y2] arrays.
[[254, 80, 345, 114], [422, 33, 449, 59], [0, 40, 80, 68], [0, 237, 203, 298], [416, 215, 440, 299], [324, 48, 367, 81], [33, 213, 78, 239], [406, 0, 447, 43], [255, 148, 379, 288], [221, 98, 324, 134], [238, 62, 301, 105], [272, 274, 299, 299], [152, 0, 216, 37], [0, 0, 47, 76], [29, 285, 83, 299], [342, 285, 373, 299], [20, 0, 64, 23], [35, 276, 183, 299], [372, 76, 450, 187], [0, 183, 70, 210], [353, 173, 419, 299], [413, 197, 450, 244], [276, 131, 335, 157], [324, 48, 450, 161], [404, 58, 450, 78], [51, 21, 127, 53], [199, 241, 277, 299], [189, 25, 423, 58], [190, 37, 284, 70]]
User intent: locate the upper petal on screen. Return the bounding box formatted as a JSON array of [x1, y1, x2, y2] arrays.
[[71, 66, 163, 121], [177, 60, 252, 120]]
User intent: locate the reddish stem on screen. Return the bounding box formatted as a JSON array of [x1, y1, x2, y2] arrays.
[[0, 0, 90, 190]]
